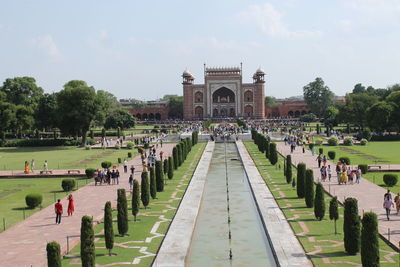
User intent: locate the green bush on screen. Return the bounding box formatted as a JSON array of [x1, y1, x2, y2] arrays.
[[117, 189, 128, 236], [85, 145, 91, 150], [46, 241, 61, 267], [104, 201, 114, 256], [314, 183, 325, 220], [80, 216, 95, 266], [101, 161, 112, 169], [360, 138, 368, 146], [127, 152, 132, 158], [61, 179, 76, 192], [118, 158, 122, 164], [358, 128, 372, 141], [361, 212, 379, 266], [328, 151, 336, 160], [85, 168, 96, 178], [143, 143, 149, 149], [344, 198, 361, 255], [343, 136, 354, 146], [305, 169, 314, 208], [163, 159, 168, 175], [269, 143, 278, 165], [3, 138, 95, 147], [25, 193, 43, 209], [126, 142, 134, 149], [296, 163, 306, 198], [358, 164, 368, 174], [339, 157, 351, 165], [318, 148, 323, 155], [383, 174, 398, 187], [327, 136, 339, 146]]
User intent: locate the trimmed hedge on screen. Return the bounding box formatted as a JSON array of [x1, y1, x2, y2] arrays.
[[149, 166, 157, 200], [127, 152, 132, 158], [155, 160, 164, 192], [61, 179, 76, 192], [361, 212, 379, 266], [285, 155, 292, 184], [344, 198, 361, 255], [101, 161, 112, 169], [85, 168, 96, 178], [314, 183, 325, 220], [358, 164, 368, 174], [25, 193, 43, 209], [269, 143, 278, 165], [104, 201, 114, 255], [329, 196, 339, 234], [383, 174, 398, 187], [131, 180, 140, 221], [126, 142, 134, 149], [305, 169, 315, 208], [339, 157, 351, 165], [360, 139, 368, 146], [318, 148, 323, 155], [2, 138, 95, 147], [328, 151, 336, 160], [80, 216, 95, 266], [141, 171, 150, 209], [117, 189, 128, 236], [343, 136, 354, 146], [296, 163, 306, 198], [327, 136, 339, 146], [46, 241, 61, 267]]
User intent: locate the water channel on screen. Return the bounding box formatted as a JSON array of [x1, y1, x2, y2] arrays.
[[186, 142, 277, 267]]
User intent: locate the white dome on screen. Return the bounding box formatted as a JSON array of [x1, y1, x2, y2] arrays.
[[182, 69, 193, 77], [256, 67, 265, 73]]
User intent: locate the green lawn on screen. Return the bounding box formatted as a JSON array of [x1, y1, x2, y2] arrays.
[[0, 177, 87, 231], [244, 142, 399, 267], [0, 147, 137, 171], [316, 141, 400, 165], [363, 172, 400, 191], [62, 142, 206, 267]]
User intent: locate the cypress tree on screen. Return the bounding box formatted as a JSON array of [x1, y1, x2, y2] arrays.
[[117, 189, 128, 236], [269, 143, 278, 165], [141, 171, 150, 209], [285, 155, 292, 184], [80, 216, 95, 267], [182, 141, 187, 161], [168, 157, 174, 180], [187, 138, 192, 152], [329, 196, 339, 234], [304, 169, 314, 208], [172, 147, 178, 170], [361, 212, 379, 267], [46, 241, 61, 267], [163, 158, 168, 175], [104, 201, 114, 255], [314, 183, 325, 220], [265, 139, 270, 159], [179, 143, 184, 164], [343, 198, 361, 255], [296, 163, 306, 198], [149, 166, 157, 199], [131, 180, 140, 221], [155, 160, 164, 192], [176, 144, 182, 167]]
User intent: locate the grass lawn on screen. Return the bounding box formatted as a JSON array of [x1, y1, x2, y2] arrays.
[[0, 147, 137, 171], [0, 177, 87, 232], [244, 142, 399, 267], [62, 142, 206, 267], [316, 141, 400, 165], [362, 172, 400, 192]]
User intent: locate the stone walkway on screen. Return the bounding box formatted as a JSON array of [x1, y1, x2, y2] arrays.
[[0, 144, 175, 267], [276, 142, 400, 250]]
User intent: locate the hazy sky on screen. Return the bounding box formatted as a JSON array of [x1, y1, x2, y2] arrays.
[[1, 0, 399, 100]]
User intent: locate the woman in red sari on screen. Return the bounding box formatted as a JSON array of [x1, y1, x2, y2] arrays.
[[67, 194, 74, 216]]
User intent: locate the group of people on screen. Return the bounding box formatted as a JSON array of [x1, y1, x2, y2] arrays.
[[24, 159, 48, 174], [383, 190, 400, 220], [94, 168, 121, 186], [54, 194, 74, 224]]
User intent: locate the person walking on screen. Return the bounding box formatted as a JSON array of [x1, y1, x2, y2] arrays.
[[55, 199, 63, 224], [43, 160, 48, 172], [31, 159, 35, 173], [383, 195, 394, 220], [327, 165, 332, 181], [130, 165, 135, 175], [67, 194, 74, 216], [316, 154, 322, 168], [159, 151, 164, 161], [336, 163, 342, 184], [129, 174, 133, 190], [384, 190, 392, 200], [356, 167, 362, 184], [123, 159, 128, 173], [116, 169, 120, 185]]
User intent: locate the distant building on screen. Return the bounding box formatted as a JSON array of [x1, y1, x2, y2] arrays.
[[126, 100, 169, 121], [182, 65, 266, 119]]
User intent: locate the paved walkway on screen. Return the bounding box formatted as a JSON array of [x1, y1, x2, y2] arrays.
[[0, 144, 175, 267], [276, 142, 400, 250]]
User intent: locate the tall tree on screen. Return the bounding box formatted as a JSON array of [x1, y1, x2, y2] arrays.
[[329, 196, 339, 234], [0, 102, 16, 140], [366, 101, 393, 132], [104, 109, 135, 130], [104, 201, 114, 256], [265, 96, 278, 107], [361, 212, 379, 267], [303, 77, 334, 118], [80, 216, 95, 267], [94, 90, 121, 126], [46, 241, 61, 267], [155, 160, 164, 192], [386, 91, 400, 132], [0, 77, 43, 107], [163, 95, 183, 119], [296, 163, 306, 198], [339, 93, 379, 129], [56, 80, 102, 145], [131, 180, 140, 221], [305, 169, 315, 208], [141, 171, 150, 209], [117, 189, 128, 236], [285, 155, 292, 184], [149, 166, 157, 199], [314, 183, 325, 220], [352, 83, 366, 94], [35, 93, 58, 130], [343, 198, 361, 255]]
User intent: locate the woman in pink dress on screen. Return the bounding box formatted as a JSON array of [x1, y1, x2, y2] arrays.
[[67, 194, 74, 216]]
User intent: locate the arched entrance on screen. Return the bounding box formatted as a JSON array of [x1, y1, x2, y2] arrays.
[[244, 105, 253, 117], [195, 106, 204, 118], [212, 87, 235, 103]]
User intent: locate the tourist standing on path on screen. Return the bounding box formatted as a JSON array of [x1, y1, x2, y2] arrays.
[[383, 195, 394, 220], [336, 163, 341, 184], [43, 160, 48, 171], [130, 165, 135, 175], [384, 190, 392, 200], [356, 167, 362, 184], [159, 151, 164, 161], [67, 194, 74, 216], [116, 169, 120, 185], [55, 199, 63, 224], [316, 154, 322, 168], [31, 159, 35, 173], [129, 174, 133, 190], [327, 165, 332, 181], [123, 159, 128, 173]]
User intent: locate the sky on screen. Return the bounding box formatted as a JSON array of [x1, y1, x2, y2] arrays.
[[0, 0, 399, 100]]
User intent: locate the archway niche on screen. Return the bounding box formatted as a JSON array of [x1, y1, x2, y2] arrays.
[[244, 105, 253, 117], [195, 106, 204, 118], [212, 87, 235, 103]]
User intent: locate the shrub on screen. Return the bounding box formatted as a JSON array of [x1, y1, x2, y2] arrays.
[[117, 189, 128, 236], [61, 179, 76, 192], [172, 147, 178, 170], [127, 152, 132, 158], [85, 168, 96, 178], [318, 148, 323, 155], [315, 140, 323, 146], [80, 216, 95, 266], [361, 212, 379, 267], [285, 155, 292, 184], [163, 159, 168, 175], [46, 241, 61, 267], [339, 157, 351, 165], [269, 143, 278, 165], [344, 198, 361, 255], [314, 183, 325, 220], [327, 136, 339, 146], [358, 164, 368, 175], [360, 138, 368, 146], [305, 169, 315, 208], [126, 142, 134, 149], [383, 174, 398, 187], [104, 201, 114, 256], [155, 160, 164, 192], [118, 158, 122, 164], [343, 136, 354, 146], [141, 171, 150, 209], [358, 128, 372, 141], [85, 145, 91, 150], [168, 157, 174, 180], [328, 151, 336, 160], [115, 144, 121, 150], [131, 180, 140, 221], [296, 163, 306, 198], [101, 161, 112, 169], [149, 166, 157, 199], [25, 193, 43, 209], [329, 196, 339, 234]]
